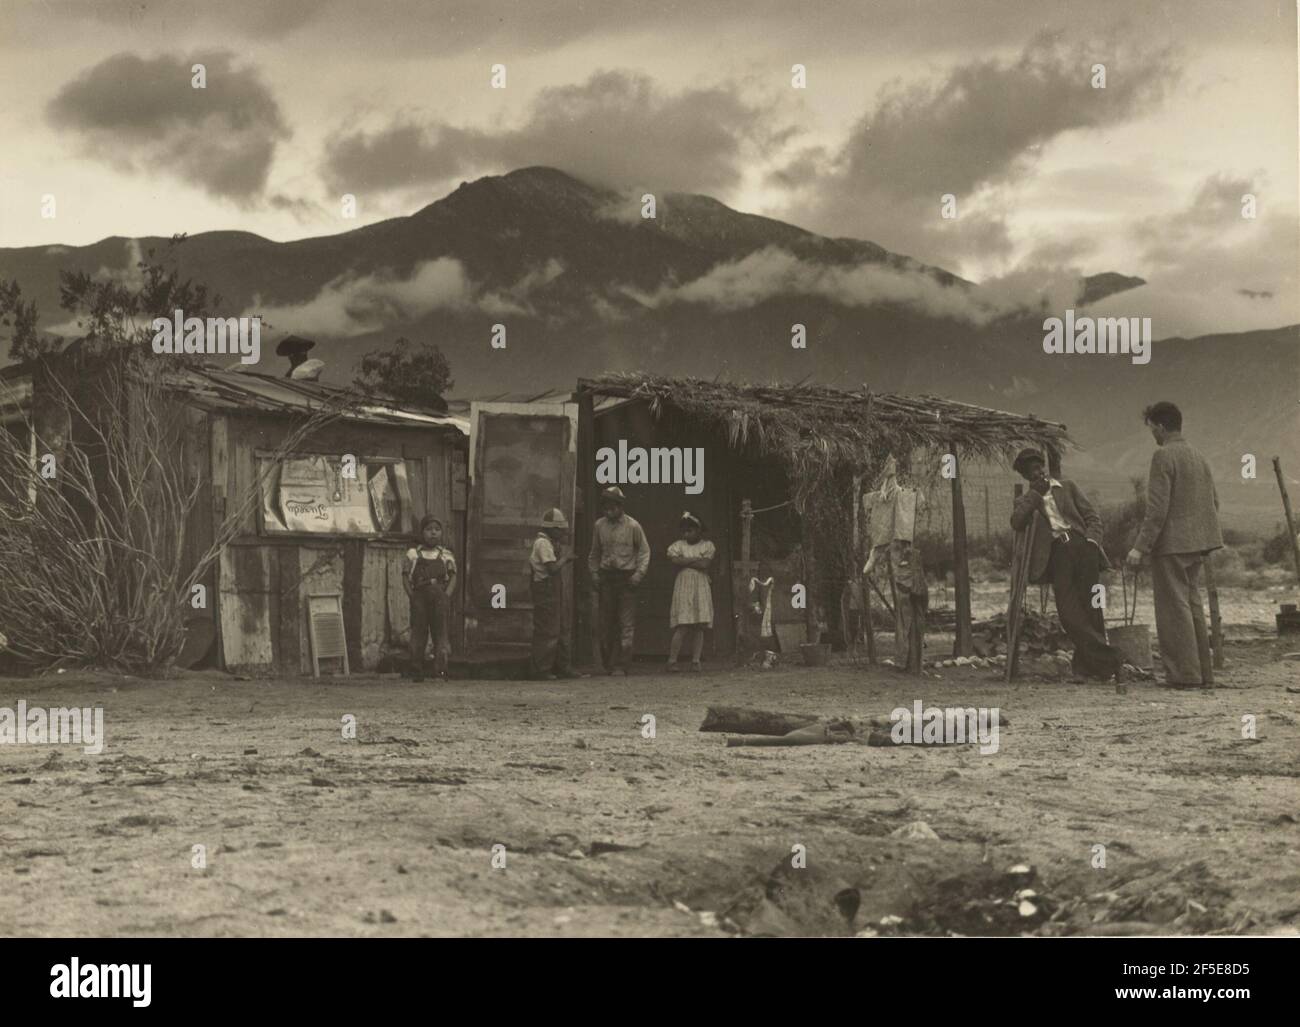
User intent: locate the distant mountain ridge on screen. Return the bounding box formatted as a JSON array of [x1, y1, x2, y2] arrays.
[[1, 166, 1295, 528]]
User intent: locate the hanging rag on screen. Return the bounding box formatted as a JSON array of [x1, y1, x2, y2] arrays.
[[749, 576, 775, 638]]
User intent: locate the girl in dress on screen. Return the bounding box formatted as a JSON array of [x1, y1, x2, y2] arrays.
[[666, 512, 715, 671]]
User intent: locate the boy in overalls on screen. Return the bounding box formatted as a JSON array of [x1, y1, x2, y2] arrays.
[[404, 515, 456, 681]]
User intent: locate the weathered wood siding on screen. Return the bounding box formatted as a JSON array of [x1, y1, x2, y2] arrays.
[[209, 410, 467, 673]]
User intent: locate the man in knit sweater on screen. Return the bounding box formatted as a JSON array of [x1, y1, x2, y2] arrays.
[[1126, 402, 1224, 687]]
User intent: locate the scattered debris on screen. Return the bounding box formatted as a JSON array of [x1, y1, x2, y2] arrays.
[[588, 840, 643, 856], [357, 735, 420, 747], [891, 821, 941, 841]]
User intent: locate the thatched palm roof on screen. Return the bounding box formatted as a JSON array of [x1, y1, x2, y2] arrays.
[[581, 372, 1069, 508]]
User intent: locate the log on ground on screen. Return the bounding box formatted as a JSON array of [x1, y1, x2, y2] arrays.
[[699, 706, 820, 735]]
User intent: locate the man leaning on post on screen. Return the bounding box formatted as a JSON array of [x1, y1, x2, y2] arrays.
[[588, 486, 650, 676]]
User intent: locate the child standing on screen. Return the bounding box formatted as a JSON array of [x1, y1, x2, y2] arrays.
[[666, 512, 715, 671], [405, 514, 456, 681], [529, 507, 578, 680]]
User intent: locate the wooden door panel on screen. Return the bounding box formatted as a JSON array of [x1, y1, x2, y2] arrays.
[[468, 402, 578, 652]]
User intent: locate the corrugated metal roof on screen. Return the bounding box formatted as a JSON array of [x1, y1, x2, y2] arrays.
[[163, 365, 469, 435]]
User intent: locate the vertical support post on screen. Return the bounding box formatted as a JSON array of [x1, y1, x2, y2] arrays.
[[210, 414, 229, 670], [1011, 483, 1024, 604], [951, 444, 972, 657], [984, 484, 991, 542], [734, 498, 755, 660], [575, 387, 597, 666], [849, 473, 862, 653], [1273, 456, 1300, 585]]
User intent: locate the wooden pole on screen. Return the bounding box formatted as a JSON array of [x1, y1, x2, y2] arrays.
[[1272, 456, 1300, 584], [741, 498, 752, 566], [850, 474, 862, 653], [1204, 552, 1223, 673], [1011, 483, 1023, 603], [1005, 517, 1038, 683], [735, 498, 754, 660], [950, 445, 973, 657], [575, 387, 596, 666], [984, 484, 991, 542]]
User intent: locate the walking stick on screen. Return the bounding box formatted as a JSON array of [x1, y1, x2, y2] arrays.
[[1204, 552, 1223, 675], [1005, 516, 1038, 683], [1122, 563, 1138, 628]]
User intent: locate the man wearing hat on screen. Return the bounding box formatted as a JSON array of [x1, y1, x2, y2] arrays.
[[588, 486, 650, 676], [529, 508, 579, 680], [1010, 449, 1125, 681], [275, 334, 316, 377]]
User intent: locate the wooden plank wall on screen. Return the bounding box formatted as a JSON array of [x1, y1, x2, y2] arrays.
[[209, 409, 468, 673]]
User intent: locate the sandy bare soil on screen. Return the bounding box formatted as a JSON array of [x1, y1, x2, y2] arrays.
[[2, 638, 1298, 938]]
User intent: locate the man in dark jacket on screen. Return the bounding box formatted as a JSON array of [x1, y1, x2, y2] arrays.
[[1011, 449, 1124, 681], [1126, 402, 1223, 687]]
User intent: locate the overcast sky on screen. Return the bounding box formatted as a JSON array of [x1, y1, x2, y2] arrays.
[[1, 0, 1295, 335]]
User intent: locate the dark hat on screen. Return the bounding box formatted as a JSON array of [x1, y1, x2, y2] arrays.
[[600, 486, 627, 504], [275, 334, 316, 357], [418, 514, 443, 532], [1012, 448, 1045, 475]]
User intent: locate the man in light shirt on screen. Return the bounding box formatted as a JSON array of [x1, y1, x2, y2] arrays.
[[1010, 449, 1125, 681], [587, 486, 650, 676]]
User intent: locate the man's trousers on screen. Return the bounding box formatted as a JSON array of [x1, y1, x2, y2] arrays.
[[1047, 534, 1124, 680], [530, 576, 571, 677], [1149, 552, 1212, 685], [597, 569, 638, 671]]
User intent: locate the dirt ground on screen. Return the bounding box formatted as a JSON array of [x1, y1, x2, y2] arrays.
[[2, 636, 1298, 938]]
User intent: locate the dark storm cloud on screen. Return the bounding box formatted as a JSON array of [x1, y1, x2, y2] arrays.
[[47, 52, 289, 203], [834, 32, 1178, 201], [322, 71, 776, 197], [776, 32, 1180, 268], [1134, 173, 1295, 289]]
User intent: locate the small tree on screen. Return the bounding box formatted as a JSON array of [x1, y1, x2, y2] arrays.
[[356, 337, 453, 411], [0, 279, 49, 362]]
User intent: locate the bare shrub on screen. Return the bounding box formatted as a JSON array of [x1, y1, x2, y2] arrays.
[[0, 353, 344, 672]]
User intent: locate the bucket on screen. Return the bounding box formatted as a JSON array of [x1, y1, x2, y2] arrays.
[[1108, 624, 1152, 670], [800, 642, 832, 667]]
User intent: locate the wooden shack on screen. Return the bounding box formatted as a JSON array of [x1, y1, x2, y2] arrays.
[[164, 366, 470, 673], [572, 373, 1071, 668]]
